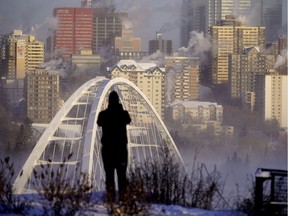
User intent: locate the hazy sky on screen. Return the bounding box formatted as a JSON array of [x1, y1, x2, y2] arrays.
[[0, 0, 181, 51]]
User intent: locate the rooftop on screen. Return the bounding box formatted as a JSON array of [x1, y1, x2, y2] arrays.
[[115, 60, 165, 72], [171, 100, 222, 108]]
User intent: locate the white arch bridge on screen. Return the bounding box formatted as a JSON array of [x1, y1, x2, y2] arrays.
[[14, 77, 184, 194]]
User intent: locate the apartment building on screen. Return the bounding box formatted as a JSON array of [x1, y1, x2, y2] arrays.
[[211, 16, 265, 84], [0, 30, 44, 106], [110, 60, 165, 119], [25, 68, 62, 124], [228, 46, 275, 110], [170, 100, 234, 136], [165, 56, 200, 103]]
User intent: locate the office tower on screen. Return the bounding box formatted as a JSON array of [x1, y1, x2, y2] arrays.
[[255, 72, 287, 128], [0, 30, 44, 106], [220, 0, 251, 19], [114, 28, 146, 62], [25, 68, 61, 124], [283, 0, 288, 34], [211, 16, 265, 84], [148, 33, 172, 56], [258, 0, 284, 43], [53, 8, 93, 58], [180, 0, 208, 47], [110, 60, 165, 118], [228, 47, 275, 111], [180, 0, 251, 46], [92, 8, 128, 53], [165, 56, 200, 102], [114, 28, 141, 52]]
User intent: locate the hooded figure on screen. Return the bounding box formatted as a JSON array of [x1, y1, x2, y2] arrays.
[[97, 91, 131, 202]]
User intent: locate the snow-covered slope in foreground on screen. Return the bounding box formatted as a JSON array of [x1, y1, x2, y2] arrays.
[[5, 202, 246, 216]]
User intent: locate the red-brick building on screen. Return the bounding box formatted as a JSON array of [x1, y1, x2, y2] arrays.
[[53, 8, 93, 58]]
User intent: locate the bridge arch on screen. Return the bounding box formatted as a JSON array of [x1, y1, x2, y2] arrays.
[[14, 77, 184, 194]]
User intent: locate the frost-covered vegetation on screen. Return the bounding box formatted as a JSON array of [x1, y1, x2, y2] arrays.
[[0, 152, 258, 216]]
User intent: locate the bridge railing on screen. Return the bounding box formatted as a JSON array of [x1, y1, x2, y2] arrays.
[[255, 168, 287, 216]]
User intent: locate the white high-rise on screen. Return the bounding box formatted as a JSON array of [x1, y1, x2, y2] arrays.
[[255, 72, 287, 128]]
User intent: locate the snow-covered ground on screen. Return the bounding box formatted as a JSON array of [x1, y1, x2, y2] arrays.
[[80, 204, 246, 216], [4, 192, 246, 216], [6, 203, 245, 216]]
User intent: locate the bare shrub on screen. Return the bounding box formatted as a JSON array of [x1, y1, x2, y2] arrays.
[[187, 163, 225, 209], [232, 176, 257, 216], [32, 154, 92, 216], [127, 148, 227, 210], [0, 156, 28, 214]]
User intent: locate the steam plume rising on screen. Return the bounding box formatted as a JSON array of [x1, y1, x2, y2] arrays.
[[274, 49, 288, 69], [139, 50, 165, 67], [178, 31, 211, 61], [30, 17, 58, 42], [120, 17, 132, 30], [166, 69, 177, 104]]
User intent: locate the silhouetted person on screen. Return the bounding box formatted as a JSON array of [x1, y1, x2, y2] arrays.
[[97, 91, 131, 203]]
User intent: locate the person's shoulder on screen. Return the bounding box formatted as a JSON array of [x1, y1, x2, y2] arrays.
[[99, 109, 108, 116], [123, 110, 131, 121]]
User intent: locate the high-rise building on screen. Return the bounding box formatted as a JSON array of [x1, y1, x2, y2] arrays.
[[0, 30, 44, 106], [264, 36, 287, 75], [255, 71, 287, 128], [257, 0, 284, 43], [110, 60, 165, 119], [149, 33, 172, 56], [114, 28, 141, 52], [92, 8, 128, 53], [165, 56, 200, 102], [211, 16, 265, 84], [26, 35, 45, 73], [228, 47, 275, 111], [1, 30, 27, 80], [180, 0, 251, 46], [180, 0, 208, 47], [53, 8, 93, 58], [0, 35, 4, 76], [25, 68, 62, 124], [220, 0, 251, 19]]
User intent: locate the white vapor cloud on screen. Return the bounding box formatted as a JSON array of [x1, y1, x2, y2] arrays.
[[274, 49, 288, 69], [30, 17, 58, 42], [178, 31, 211, 61]]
